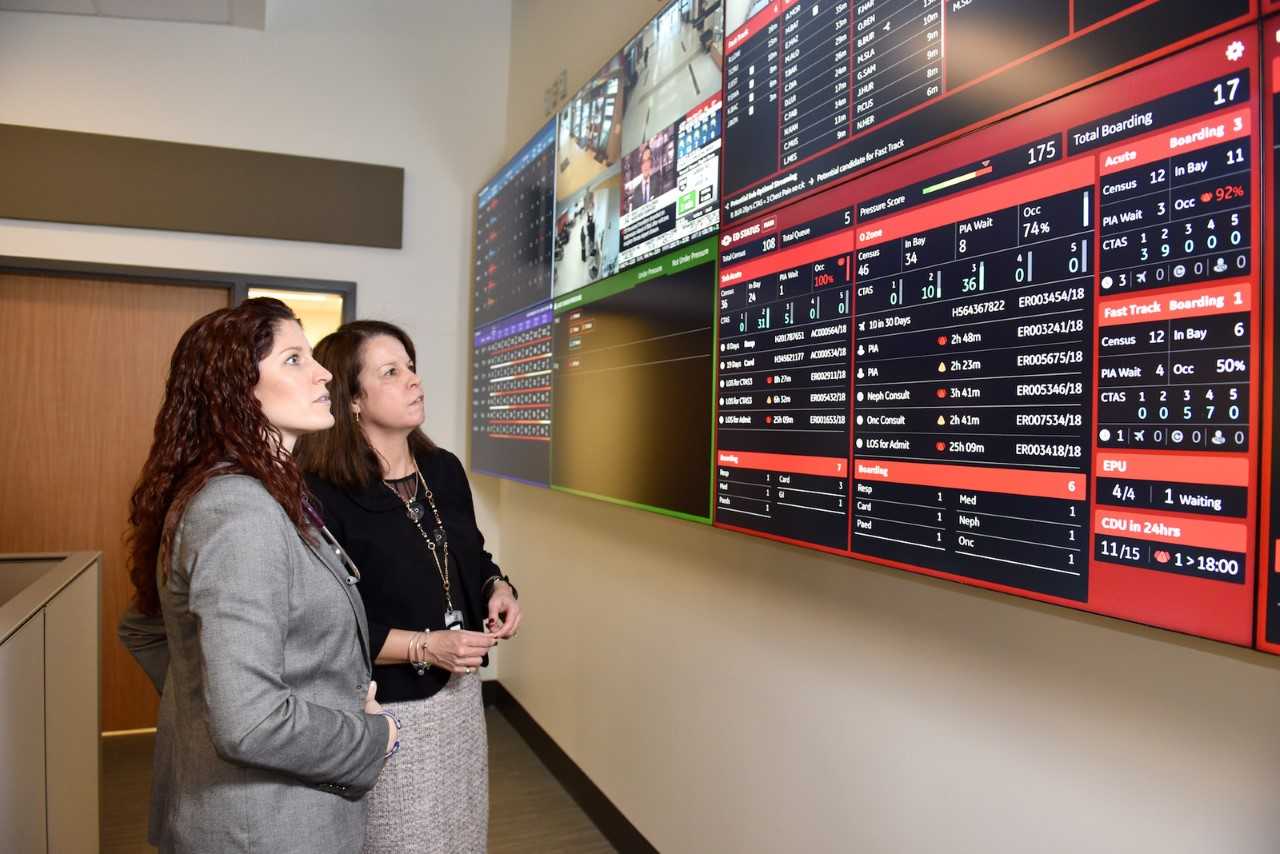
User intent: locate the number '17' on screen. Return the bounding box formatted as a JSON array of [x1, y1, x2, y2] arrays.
[[1213, 77, 1241, 107]]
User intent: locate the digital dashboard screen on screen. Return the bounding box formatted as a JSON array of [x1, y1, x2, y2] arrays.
[[470, 120, 558, 484], [551, 238, 718, 521], [471, 302, 554, 485], [472, 2, 1280, 649], [714, 29, 1260, 643], [473, 119, 557, 327], [719, 0, 1253, 225]]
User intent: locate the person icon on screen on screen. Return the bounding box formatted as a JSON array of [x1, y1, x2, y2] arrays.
[[632, 144, 660, 209], [638, 145, 654, 206]]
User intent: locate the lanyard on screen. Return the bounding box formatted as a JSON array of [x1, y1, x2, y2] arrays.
[[384, 469, 455, 614], [304, 499, 362, 583]]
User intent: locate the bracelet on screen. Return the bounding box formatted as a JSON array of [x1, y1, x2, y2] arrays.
[[408, 630, 431, 676], [482, 574, 518, 600], [378, 708, 402, 760]]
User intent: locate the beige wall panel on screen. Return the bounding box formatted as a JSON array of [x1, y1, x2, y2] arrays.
[[45, 562, 101, 854], [0, 613, 47, 854]]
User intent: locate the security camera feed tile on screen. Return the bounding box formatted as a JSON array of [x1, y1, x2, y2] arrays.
[[554, 55, 626, 296], [554, 0, 725, 297]]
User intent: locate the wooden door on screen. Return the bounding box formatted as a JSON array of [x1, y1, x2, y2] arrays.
[[0, 272, 228, 732]]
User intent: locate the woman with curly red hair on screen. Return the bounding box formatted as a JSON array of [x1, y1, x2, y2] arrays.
[[118, 298, 398, 854]]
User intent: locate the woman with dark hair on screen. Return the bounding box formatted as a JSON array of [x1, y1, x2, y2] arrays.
[[294, 319, 521, 854], [118, 298, 398, 854]]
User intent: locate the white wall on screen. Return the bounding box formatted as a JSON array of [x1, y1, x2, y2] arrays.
[[0, 0, 513, 457], [494, 3, 1280, 853]]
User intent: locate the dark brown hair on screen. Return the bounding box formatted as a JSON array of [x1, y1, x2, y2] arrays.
[[126, 298, 313, 616], [294, 320, 436, 490]]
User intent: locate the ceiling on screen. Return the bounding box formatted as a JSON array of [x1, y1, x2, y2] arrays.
[[0, 0, 266, 29]]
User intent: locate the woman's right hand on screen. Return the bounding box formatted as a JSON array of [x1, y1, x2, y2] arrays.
[[364, 681, 398, 754], [424, 630, 496, 674]]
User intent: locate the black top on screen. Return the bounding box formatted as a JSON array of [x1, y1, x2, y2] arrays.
[[306, 447, 501, 703]]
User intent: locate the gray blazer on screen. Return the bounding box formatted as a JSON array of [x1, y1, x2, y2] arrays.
[[120, 474, 389, 854]]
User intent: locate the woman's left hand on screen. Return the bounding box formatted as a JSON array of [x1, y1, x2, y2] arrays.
[[485, 583, 522, 639]]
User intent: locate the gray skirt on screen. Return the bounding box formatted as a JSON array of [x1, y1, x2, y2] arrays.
[[362, 672, 489, 854]]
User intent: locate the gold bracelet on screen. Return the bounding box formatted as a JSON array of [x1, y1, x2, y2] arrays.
[[409, 630, 431, 675]]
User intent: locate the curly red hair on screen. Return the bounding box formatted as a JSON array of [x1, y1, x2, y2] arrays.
[[127, 297, 314, 616]]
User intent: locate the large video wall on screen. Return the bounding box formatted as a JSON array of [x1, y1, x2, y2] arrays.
[[471, 0, 1280, 651], [471, 0, 723, 521]]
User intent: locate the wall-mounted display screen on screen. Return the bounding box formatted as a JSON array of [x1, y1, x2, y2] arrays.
[[551, 238, 718, 522], [714, 193, 854, 552], [474, 0, 1280, 650], [621, 0, 725, 157], [719, 0, 1253, 225], [473, 119, 557, 327], [471, 302, 554, 485], [470, 119, 557, 484], [555, 0, 726, 296], [481, 0, 728, 492], [554, 54, 626, 296], [714, 29, 1260, 644], [618, 94, 723, 269]]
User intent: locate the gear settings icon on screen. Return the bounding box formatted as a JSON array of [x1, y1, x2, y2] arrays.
[[1226, 40, 1246, 62]]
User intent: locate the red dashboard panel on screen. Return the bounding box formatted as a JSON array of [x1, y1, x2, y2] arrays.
[[721, 0, 1257, 225], [714, 28, 1261, 644]]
